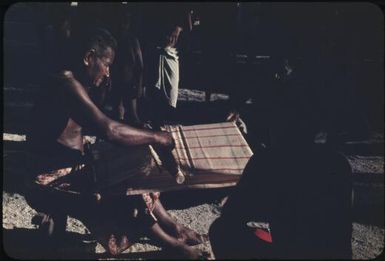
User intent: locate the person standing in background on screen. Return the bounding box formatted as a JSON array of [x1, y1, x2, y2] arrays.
[[141, 3, 192, 128], [108, 8, 146, 127]]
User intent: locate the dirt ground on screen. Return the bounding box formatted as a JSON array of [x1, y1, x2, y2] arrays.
[[3, 133, 384, 260], [2, 92, 384, 259]]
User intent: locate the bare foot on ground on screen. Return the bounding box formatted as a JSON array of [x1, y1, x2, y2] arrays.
[[105, 234, 131, 255], [175, 225, 209, 246]]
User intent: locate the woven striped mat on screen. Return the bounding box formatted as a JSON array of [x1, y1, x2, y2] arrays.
[[29, 122, 253, 196], [126, 122, 253, 195]]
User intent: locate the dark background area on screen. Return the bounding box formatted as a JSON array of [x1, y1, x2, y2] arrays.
[[3, 2, 384, 136], [2, 4, 384, 259]]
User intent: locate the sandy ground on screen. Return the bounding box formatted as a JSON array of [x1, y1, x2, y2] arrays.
[[2, 191, 384, 259], [2, 90, 384, 259], [3, 191, 220, 259], [3, 134, 384, 260]]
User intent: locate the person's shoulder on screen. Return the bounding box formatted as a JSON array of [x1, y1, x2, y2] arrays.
[[312, 143, 341, 158], [54, 70, 78, 86], [58, 70, 75, 80], [312, 144, 352, 172], [41, 71, 75, 91], [50, 70, 84, 94]]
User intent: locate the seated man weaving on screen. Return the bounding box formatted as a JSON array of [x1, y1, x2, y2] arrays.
[[25, 27, 207, 258]]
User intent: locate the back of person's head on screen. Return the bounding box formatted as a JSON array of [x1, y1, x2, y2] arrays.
[[269, 103, 318, 150], [70, 27, 117, 68]]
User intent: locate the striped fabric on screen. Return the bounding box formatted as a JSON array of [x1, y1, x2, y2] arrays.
[[163, 122, 253, 176], [126, 122, 253, 195], [30, 122, 253, 196]]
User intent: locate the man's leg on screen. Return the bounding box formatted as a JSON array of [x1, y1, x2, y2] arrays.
[[126, 98, 141, 124], [31, 212, 67, 239], [146, 222, 208, 259], [152, 200, 208, 245], [81, 215, 132, 255]]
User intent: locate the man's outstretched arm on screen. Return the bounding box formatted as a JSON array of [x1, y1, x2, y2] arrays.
[[60, 71, 174, 148]]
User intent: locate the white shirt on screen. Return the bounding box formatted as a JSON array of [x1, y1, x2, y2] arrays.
[[155, 46, 179, 108]]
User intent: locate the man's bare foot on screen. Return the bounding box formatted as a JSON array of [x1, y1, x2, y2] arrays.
[[175, 225, 209, 246], [106, 234, 131, 256]]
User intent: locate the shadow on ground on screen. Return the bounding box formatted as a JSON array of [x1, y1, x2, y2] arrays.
[[3, 228, 97, 260], [3, 227, 205, 260]]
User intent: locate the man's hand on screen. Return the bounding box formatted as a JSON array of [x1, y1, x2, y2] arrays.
[[155, 131, 175, 149], [226, 110, 240, 122], [226, 110, 248, 135]]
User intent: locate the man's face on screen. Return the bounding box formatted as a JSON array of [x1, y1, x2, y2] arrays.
[[86, 47, 115, 87]]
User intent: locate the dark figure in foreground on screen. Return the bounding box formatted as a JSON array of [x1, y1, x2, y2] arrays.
[[210, 106, 353, 259], [26, 28, 207, 258]]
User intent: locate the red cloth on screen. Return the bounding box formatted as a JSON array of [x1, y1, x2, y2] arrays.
[[254, 228, 273, 243]]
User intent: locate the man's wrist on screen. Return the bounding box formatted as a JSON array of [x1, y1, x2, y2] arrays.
[[154, 132, 164, 146]]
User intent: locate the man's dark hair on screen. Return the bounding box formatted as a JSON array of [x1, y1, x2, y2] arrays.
[[83, 27, 117, 57], [70, 27, 117, 66]]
